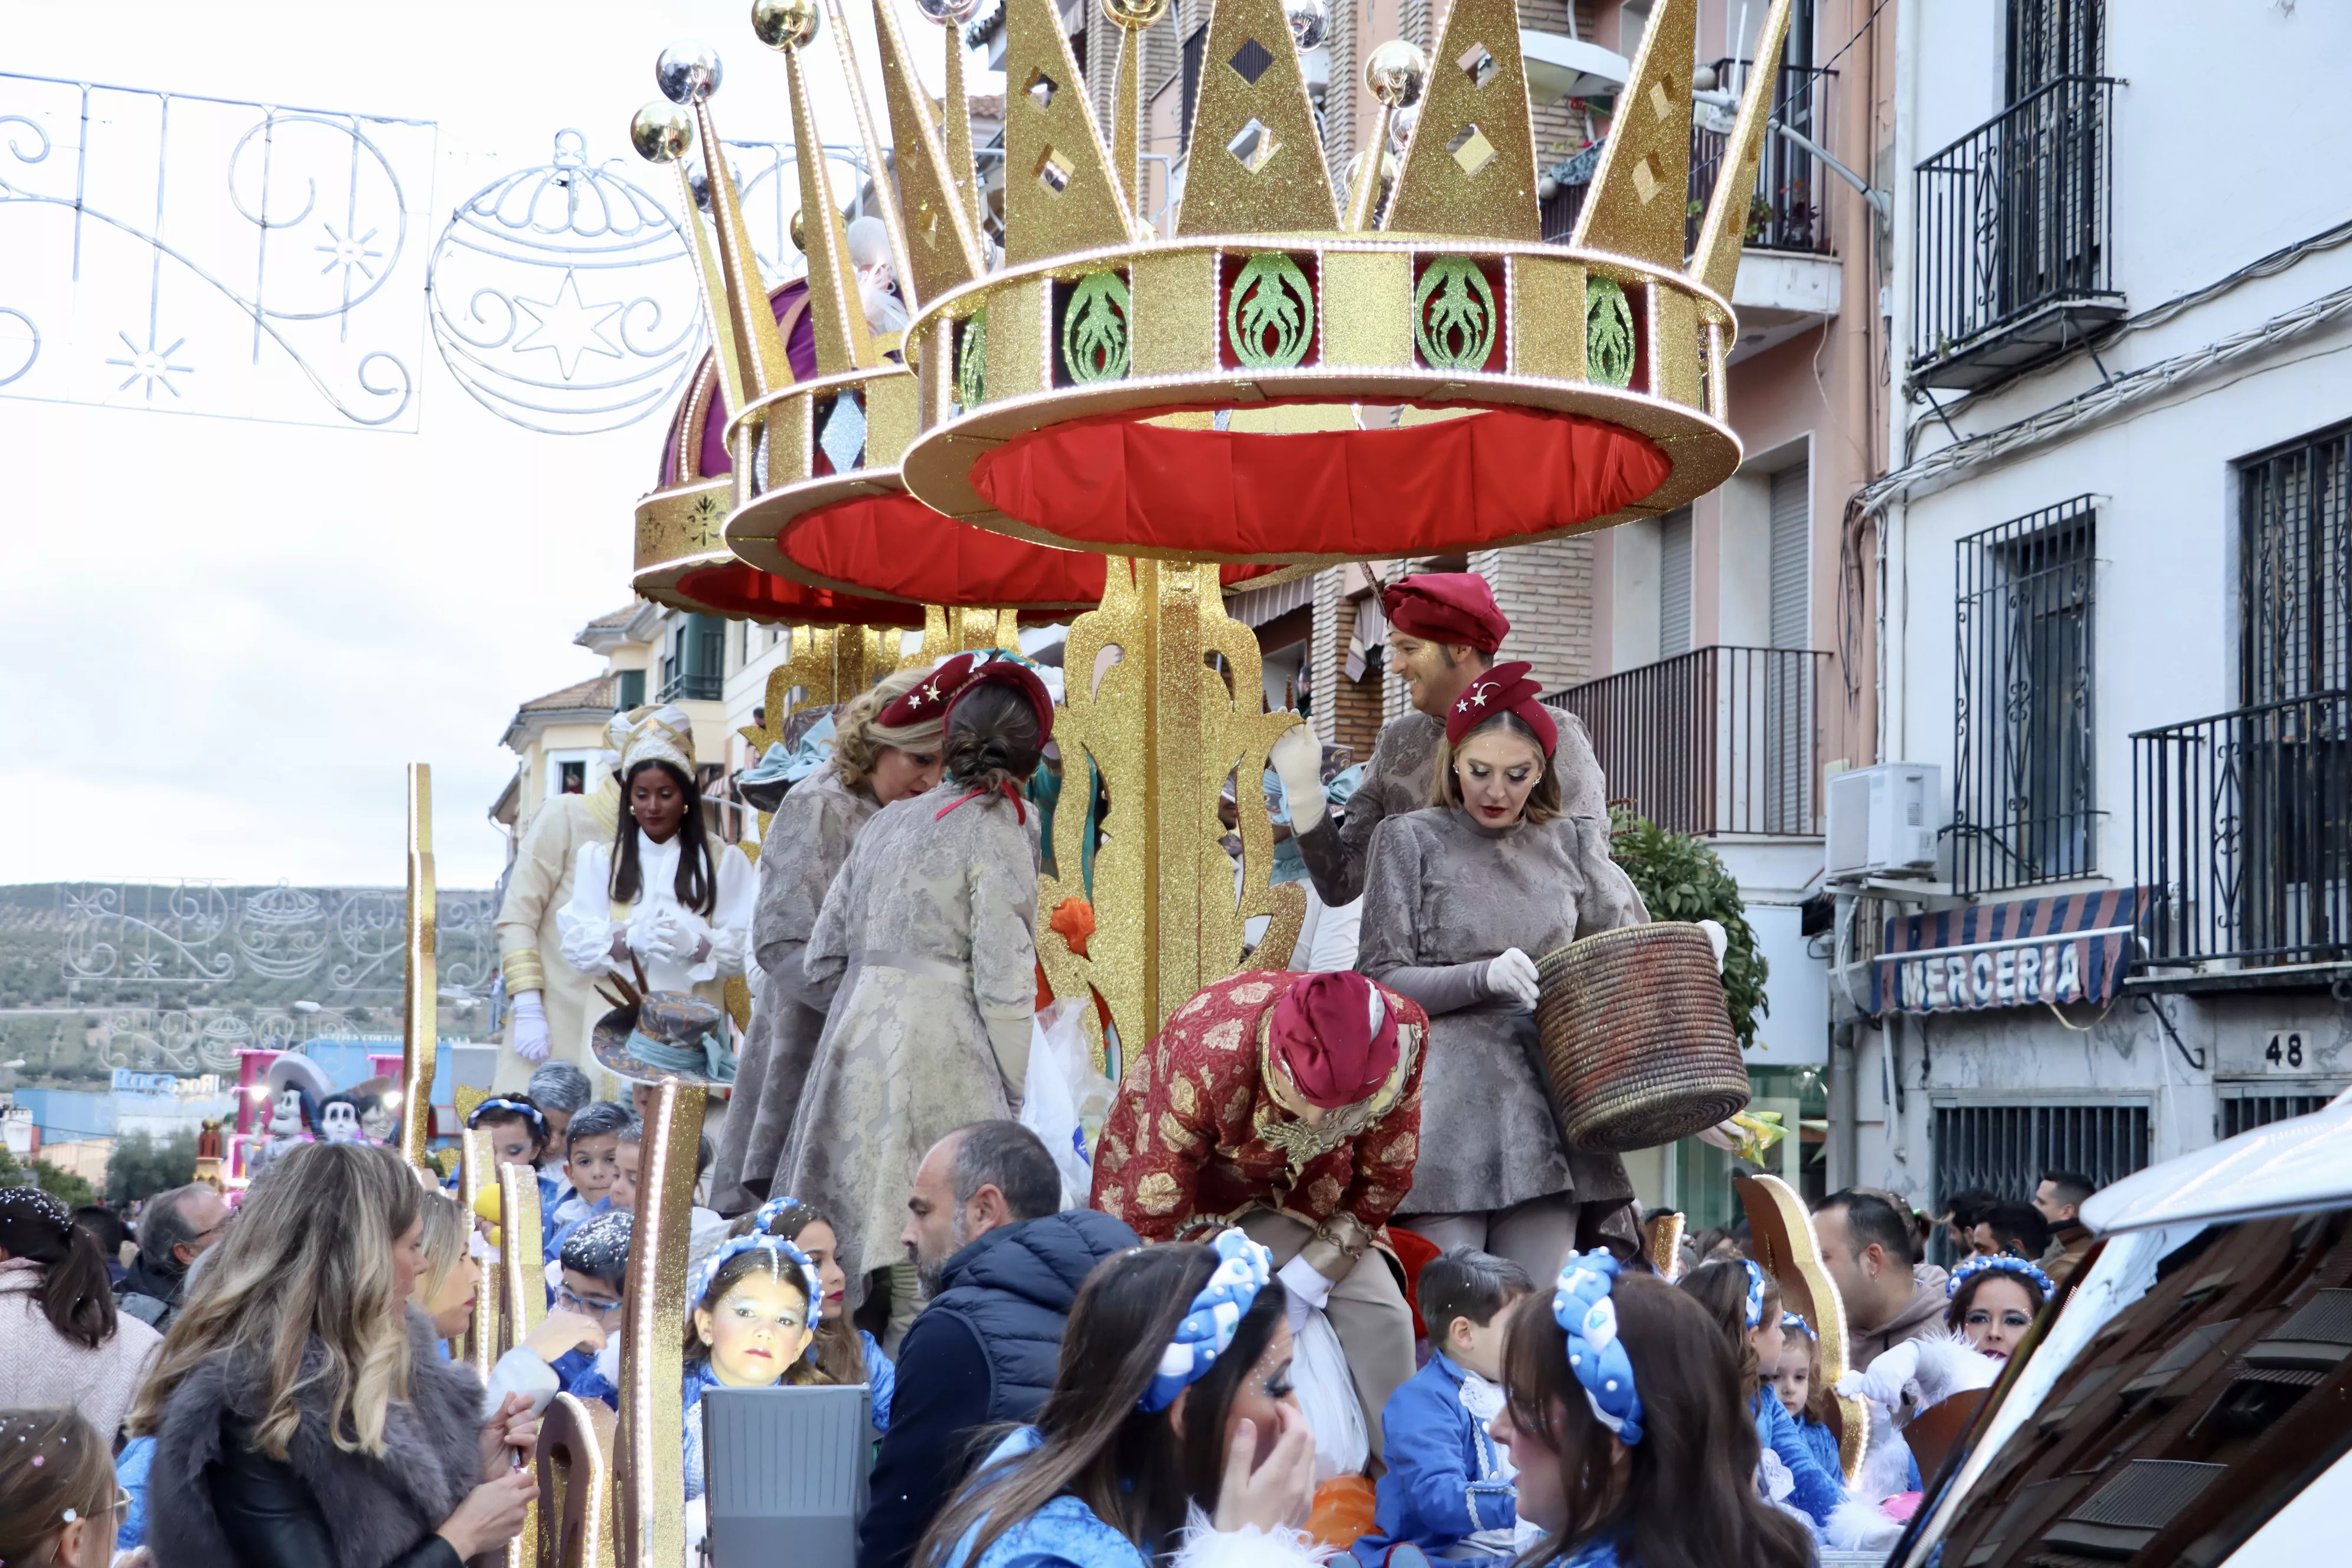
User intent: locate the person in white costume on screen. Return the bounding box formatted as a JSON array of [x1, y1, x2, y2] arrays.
[[494, 759, 622, 1089], [558, 705, 756, 1033]]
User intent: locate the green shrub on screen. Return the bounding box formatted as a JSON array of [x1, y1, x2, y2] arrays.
[[1608, 808, 1770, 1050]]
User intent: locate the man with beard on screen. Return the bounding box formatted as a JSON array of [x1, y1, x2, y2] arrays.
[[856, 1121, 1136, 1568]]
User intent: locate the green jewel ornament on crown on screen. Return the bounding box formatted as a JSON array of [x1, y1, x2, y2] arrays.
[[1415, 256, 1497, 373], [1587, 277, 1635, 389], [1061, 272, 1131, 383], [1227, 253, 1314, 370], [956, 311, 988, 409]]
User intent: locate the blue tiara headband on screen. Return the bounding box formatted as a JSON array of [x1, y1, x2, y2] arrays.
[[1139, 1229, 1274, 1413], [1946, 1252, 2054, 1301], [691, 1233, 822, 1309], [1740, 1260, 1769, 1330], [468, 1096, 548, 1138], [751, 1193, 809, 1234], [1554, 1251, 1644, 1446], [1781, 1311, 1817, 1341]]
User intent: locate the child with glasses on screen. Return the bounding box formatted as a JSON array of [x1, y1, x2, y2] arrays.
[[1, 1408, 126, 1568]]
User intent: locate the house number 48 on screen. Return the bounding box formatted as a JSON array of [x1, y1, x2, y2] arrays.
[[2265, 1033, 2306, 1072]]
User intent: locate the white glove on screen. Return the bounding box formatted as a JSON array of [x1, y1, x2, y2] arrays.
[[1697, 919, 1729, 974], [1277, 1253, 1334, 1331], [511, 991, 551, 1063], [1485, 948, 1541, 1011], [1268, 726, 1327, 835]]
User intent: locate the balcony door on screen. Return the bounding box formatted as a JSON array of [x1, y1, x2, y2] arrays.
[[1764, 462, 1814, 834], [1995, 0, 2106, 320]]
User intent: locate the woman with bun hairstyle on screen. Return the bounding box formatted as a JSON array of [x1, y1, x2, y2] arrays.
[[913, 1233, 1321, 1568], [0, 1186, 162, 1445], [1491, 1253, 1813, 1568], [779, 653, 1051, 1293], [714, 665, 946, 1215], [1353, 664, 1649, 1285]]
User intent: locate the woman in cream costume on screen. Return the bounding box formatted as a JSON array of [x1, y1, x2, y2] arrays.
[[558, 705, 756, 1056]]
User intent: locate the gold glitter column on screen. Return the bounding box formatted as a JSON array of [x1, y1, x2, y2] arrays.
[[615, 1077, 705, 1568], [459, 1128, 498, 1384], [400, 763, 436, 1170], [495, 1162, 546, 1568]]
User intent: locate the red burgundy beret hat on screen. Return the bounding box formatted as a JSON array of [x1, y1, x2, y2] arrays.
[[878, 651, 1056, 739], [1443, 660, 1559, 756], [1380, 572, 1508, 655]]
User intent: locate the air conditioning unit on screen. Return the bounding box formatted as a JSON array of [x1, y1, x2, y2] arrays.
[[1826, 763, 1942, 882]]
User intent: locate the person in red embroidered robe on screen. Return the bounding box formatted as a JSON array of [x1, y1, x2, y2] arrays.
[[1090, 969, 1425, 1461]]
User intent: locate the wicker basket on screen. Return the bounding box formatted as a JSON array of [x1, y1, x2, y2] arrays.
[[1533, 922, 1750, 1153]]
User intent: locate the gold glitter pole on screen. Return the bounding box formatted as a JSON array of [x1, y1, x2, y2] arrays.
[[495, 1161, 546, 1568], [536, 1393, 618, 1568], [400, 764, 436, 1170], [1112, 25, 1142, 220], [614, 1076, 705, 1568], [1342, 105, 1394, 232], [459, 1128, 498, 1384], [1036, 561, 1302, 1071], [817, 0, 913, 300], [940, 15, 982, 233]]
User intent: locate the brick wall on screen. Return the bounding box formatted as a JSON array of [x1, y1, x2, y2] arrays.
[[1476, 536, 1599, 697]]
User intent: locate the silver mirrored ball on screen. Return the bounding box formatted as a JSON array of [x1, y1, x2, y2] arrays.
[[1285, 0, 1327, 51], [631, 102, 694, 165], [656, 40, 723, 105], [913, 0, 985, 23], [1365, 38, 1427, 108]]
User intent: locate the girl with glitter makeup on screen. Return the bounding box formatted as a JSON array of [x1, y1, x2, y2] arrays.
[[1490, 1255, 1814, 1568], [673, 1234, 828, 1560], [912, 1233, 1323, 1568], [1943, 1254, 2053, 1362], [736, 1196, 896, 1431]]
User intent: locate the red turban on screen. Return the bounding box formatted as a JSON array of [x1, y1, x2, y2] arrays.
[[1443, 661, 1559, 756], [1269, 972, 1399, 1110], [1381, 572, 1508, 654]]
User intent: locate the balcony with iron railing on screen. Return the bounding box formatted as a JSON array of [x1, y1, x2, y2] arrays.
[[2133, 692, 2352, 978], [1546, 645, 1828, 838], [1540, 59, 1839, 260], [1910, 74, 2124, 390]]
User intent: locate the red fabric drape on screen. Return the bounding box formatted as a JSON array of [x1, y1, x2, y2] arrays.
[[774, 492, 1291, 609], [671, 560, 925, 628], [969, 406, 1674, 559]]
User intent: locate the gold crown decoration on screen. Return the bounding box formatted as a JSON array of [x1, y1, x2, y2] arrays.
[[680, 5, 1302, 614], [894, 0, 1795, 564]]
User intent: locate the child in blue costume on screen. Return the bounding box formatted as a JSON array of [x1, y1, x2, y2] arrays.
[[1355, 1248, 1535, 1564], [1678, 1259, 1845, 1528], [1770, 1312, 1848, 1484], [1488, 1254, 1817, 1568], [546, 1100, 633, 1243], [458, 1093, 564, 1255], [916, 1231, 1326, 1568], [737, 1195, 896, 1430]]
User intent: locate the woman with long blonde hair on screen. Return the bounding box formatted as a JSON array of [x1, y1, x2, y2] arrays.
[[712, 663, 945, 1215], [132, 1141, 538, 1568]]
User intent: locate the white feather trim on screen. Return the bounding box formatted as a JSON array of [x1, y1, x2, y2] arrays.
[[1823, 1498, 1905, 1554], [1905, 1325, 2001, 1408], [1171, 1505, 1334, 1568], [1848, 1399, 1917, 1509]]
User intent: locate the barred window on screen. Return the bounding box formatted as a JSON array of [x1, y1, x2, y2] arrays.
[[1933, 1100, 2150, 1210], [1953, 496, 2099, 893], [2239, 421, 2351, 706]]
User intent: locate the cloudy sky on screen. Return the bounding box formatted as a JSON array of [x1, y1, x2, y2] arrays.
[[0, 0, 971, 890]]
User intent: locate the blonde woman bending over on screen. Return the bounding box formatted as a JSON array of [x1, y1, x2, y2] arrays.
[[132, 1142, 540, 1568], [713, 665, 946, 1215]]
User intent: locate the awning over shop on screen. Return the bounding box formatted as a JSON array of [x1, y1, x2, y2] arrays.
[[1873, 887, 2143, 1014]]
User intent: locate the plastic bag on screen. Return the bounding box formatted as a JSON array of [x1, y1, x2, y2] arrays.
[[1021, 998, 1114, 1209], [1289, 1304, 1370, 1482]]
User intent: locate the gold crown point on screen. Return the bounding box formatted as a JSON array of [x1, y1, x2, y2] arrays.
[[1002, 0, 1136, 262], [1176, 0, 1340, 234], [1572, 0, 1698, 266], [1382, 0, 1541, 240], [1689, 0, 1797, 305], [871, 0, 987, 303]]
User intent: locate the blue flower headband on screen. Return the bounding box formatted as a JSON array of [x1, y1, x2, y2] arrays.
[[467, 1096, 548, 1139], [1946, 1252, 2054, 1301], [691, 1233, 821, 1311], [750, 1193, 809, 1234], [1740, 1260, 1769, 1330], [1554, 1251, 1644, 1446], [1139, 1229, 1274, 1413], [1781, 1311, 1817, 1341]]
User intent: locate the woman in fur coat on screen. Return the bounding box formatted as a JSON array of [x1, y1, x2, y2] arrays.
[[912, 1234, 1326, 1568], [130, 1142, 540, 1568]]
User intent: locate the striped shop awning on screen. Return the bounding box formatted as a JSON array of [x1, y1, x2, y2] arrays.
[[1873, 887, 2144, 1015]]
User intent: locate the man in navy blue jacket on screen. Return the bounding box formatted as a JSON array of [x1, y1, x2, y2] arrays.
[[857, 1122, 1138, 1568]]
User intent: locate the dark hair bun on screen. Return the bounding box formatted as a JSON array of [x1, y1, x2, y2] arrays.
[[943, 684, 1044, 793]]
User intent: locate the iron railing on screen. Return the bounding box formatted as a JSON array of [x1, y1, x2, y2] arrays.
[[1952, 497, 2100, 894], [1932, 1102, 2150, 1211], [2133, 692, 2352, 969], [1549, 645, 1827, 837], [1539, 60, 1838, 257], [1911, 74, 2122, 380]]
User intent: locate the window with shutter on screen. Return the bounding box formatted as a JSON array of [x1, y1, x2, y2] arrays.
[[1769, 462, 1810, 651], [1660, 508, 1693, 659]]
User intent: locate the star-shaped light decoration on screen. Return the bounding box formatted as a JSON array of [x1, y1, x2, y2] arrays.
[[315, 223, 384, 286], [511, 270, 624, 381], [106, 329, 192, 400]]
